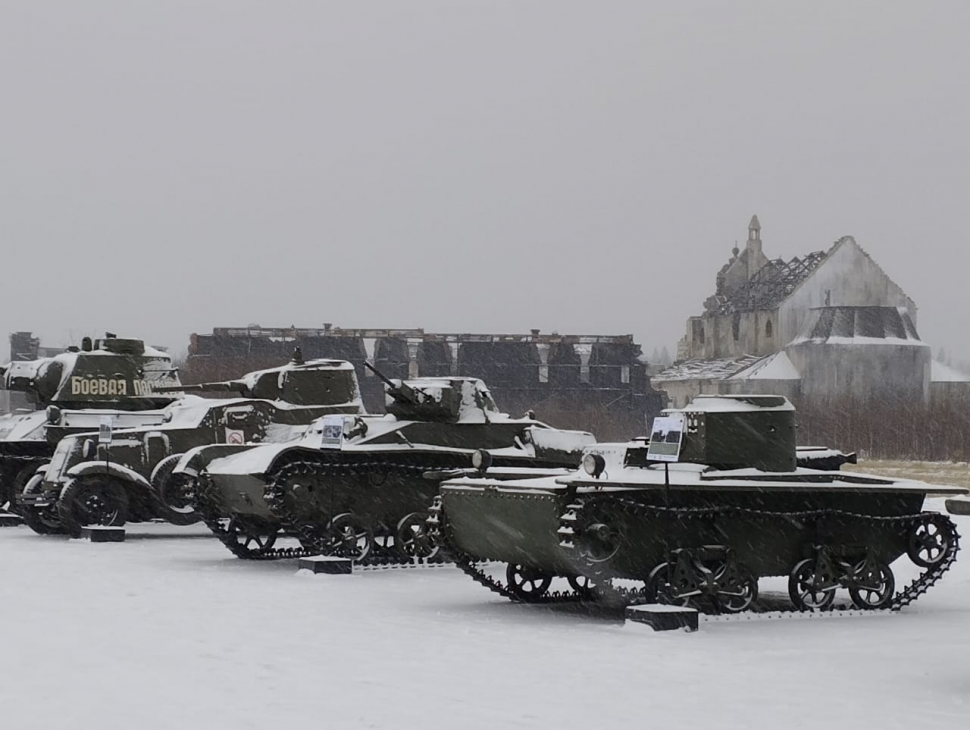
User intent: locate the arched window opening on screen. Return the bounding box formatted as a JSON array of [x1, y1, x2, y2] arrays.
[[765, 319, 773, 339]]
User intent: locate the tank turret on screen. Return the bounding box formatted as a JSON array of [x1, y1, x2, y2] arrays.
[[1, 334, 181, 410], [364, 362, 497, 423], [162, 358, 361, 407], [673, 394, 796, 472]]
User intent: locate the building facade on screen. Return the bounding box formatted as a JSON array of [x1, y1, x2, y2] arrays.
[[185, 326, 666, 439]]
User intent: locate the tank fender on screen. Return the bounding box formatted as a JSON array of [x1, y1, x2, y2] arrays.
[[64, 461, 153, 494]]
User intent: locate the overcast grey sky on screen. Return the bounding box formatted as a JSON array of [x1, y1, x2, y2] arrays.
[[2, 1, 967, 360]]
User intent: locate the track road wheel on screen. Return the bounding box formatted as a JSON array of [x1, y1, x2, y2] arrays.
[[788, 558, 837, 611], [713, 561, 759, 614], [647, 562, 692, 607], [506, 564, 552, 602], [226, 517, 278, 558], [907, 516, 953, 568], [395, 511, 440, 560], [566, 574, 599, 600], [326, 513, 373, 561], [848, 560, 895, 610], [151, 455, 202, 526], [20, 473, 66, 535], [58, 475, 129, 536]]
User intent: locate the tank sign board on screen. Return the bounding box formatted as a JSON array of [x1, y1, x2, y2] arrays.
[[647, 415, 684, 462]]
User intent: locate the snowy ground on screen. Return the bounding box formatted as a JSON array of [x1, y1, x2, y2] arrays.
[[2, 502, 969, 730]]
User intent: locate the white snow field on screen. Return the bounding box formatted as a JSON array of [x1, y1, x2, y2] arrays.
[[2, 503, 969, 730]]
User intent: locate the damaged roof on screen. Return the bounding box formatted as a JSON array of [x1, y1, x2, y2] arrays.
[[708, 250, 829, 315]]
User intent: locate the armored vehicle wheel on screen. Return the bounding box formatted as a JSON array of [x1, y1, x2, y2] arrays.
[[788, 558, 837, 611], [907, 516, 953, 568], [20, 473, 65, 535], [566, 575, 598, 600], [5, 463, 41, 515], [646, 562, 693, 607], [395, 512, 440, 560], [505, 564, 552, 602], [226, 517, 278, 557], [848, 560, 895, 610], [712, 561, 759, 614], [151, 455, 202, 526], [326, 513, 373, 561], [58, 475, 129, 534]]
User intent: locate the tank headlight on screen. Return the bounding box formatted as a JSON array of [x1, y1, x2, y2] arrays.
[[471, 449, 493, 473], [46, 405, 62, 425], [521, 429, 533, 445], [583, 453, 606, 478]]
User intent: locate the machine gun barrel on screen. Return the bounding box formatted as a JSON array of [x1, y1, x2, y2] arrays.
[[363, 361, 398, 390]]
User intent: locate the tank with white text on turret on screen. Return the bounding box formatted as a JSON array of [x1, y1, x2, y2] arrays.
[[0, 334, 182, 521]]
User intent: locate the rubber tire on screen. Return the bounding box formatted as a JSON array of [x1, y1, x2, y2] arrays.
[[20, 472, 66, 536], [4, 463, 43, 515], [58, 475, 130, 537], [150, 454, 201, 526]]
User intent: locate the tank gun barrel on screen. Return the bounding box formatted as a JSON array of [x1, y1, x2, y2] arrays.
[[154, 381, 245, 394], [362, 361, 396, 389]]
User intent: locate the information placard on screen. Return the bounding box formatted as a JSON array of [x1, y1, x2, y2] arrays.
[[646, 415, 685, 462], [98, 416, 113, 446]]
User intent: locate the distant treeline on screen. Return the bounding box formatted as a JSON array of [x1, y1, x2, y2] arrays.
[[795, 394, 970, 462]]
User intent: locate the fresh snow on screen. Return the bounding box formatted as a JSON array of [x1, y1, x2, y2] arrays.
[[1, 502, 968, 729]]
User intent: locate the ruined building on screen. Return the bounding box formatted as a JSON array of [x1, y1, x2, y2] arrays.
[[184, 327, 665, 439], [657, 216, 969, 407]]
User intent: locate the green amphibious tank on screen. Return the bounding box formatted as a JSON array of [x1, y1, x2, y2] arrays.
[[21, 355, 363, 536], [180, 364, 595, 561], [431, 394, 968, 613], [0, 334, 181, 514]]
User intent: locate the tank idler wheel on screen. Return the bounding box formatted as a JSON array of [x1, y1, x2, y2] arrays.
[[225, 517, 278, 556], [907, 516, 954, 568], [327, 513, 373, 561], [847, 559, 895, 610], [58, 475, 130, 534], [566, 574, 598, 600], [20, 472, 66, 535], [395, 511, 440, 560], [788, 557, 838, 611], [506, 564, 553, 602], [712, 558, 759, 614]]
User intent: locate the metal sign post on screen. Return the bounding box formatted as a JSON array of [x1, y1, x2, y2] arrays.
[[99, 415, 114, 474]]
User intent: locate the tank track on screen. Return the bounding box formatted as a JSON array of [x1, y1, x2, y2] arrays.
[[196, 454, 455, 568], [263, 456, 450, 569], [195, 471, 316, 561], [431, 492, 961, 615]]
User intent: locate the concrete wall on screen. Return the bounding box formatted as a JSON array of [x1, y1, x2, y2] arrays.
[[778, 238, 916, 346], [787, 341, 931, 403]]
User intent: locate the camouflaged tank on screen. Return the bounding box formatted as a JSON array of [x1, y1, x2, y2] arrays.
[[179, 364, 595, 562], [431, 394, 968, 615], [0, 335, 181, 518], [21, 355, 364, 536]]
